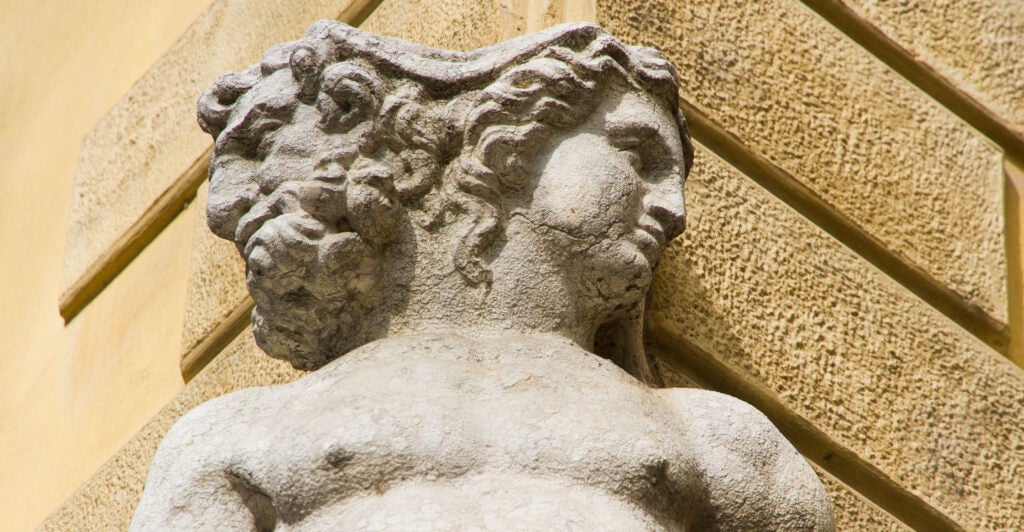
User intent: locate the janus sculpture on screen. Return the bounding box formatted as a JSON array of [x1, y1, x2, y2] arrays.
[[132, 21, 834, 530]]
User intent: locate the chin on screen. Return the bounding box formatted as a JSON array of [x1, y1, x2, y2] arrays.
[[581, 241, 653, 307]]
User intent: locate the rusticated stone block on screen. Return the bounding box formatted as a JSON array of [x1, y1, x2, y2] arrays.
[[360, 0, 504, 49], [63, 0, 372, 299], [813, 465, 909, 532], [40, 332, 304, 532], [600, 0, 1007, 323], [180, 182, 247, 356], [649, 144, 1024, 530], [840, 0, 1024, 136]]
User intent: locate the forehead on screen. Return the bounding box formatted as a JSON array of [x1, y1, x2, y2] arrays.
[[222, 70, 297, 132]]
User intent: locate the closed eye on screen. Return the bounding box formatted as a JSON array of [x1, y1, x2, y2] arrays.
[[618, 146, 643, 172], [607, 122, 668, 176]]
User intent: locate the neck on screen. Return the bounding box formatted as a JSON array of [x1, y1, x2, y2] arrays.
[[383, 221, 606, 350]]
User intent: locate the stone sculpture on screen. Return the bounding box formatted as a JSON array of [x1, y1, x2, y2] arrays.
[[132, 21, 834, 530]]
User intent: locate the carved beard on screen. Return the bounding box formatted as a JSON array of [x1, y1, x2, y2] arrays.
[[245, 211, 385, 371]]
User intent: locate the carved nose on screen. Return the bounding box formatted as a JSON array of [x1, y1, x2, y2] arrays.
[[644, 177, 686, 241]]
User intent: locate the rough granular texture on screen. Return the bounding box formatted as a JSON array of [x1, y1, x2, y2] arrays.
[[813, 465, 909, 532], [843, 0, 1024, 135], [39, 334, 303, 531], [180, 183, 248, 355], [361, 0, 505, 50], [601, 0, 1007, 322], [649, 144, 1024, 530]]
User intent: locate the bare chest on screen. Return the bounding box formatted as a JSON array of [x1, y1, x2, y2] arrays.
[[227, 356, 697, 526]]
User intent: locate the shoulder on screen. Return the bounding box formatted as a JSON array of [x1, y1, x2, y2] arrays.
[[166, 387, 274, 444], [658, 388, 778, 440], [131, 386, 287, 530], [657, 388, 835, 530], [149, 383, 295, 478]]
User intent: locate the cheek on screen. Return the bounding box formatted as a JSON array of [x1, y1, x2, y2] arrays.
[[531, 138, 640, 235]]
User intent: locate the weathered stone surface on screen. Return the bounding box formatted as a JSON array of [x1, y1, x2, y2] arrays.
[[135, 22, 832, 529], [40, 333, 304, 532], [180, 182, 247, 355], [813, 465, 909, 532], [840, 0, 1024, 136], [62, 0, 370, 298], [600, 0, 1007, 323], [48, 331, 906, 531], [649, 144, 1024, 530], [41, 337, 886, 532], [361, 0, 504, 49], [177, 0, 510, 358], [138, 332, 833, 530]]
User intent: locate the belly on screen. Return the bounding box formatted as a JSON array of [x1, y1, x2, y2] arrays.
[[283, 473, 663, 531]]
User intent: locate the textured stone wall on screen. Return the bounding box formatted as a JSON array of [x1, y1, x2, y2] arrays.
[[2, 0, 1021, 529]]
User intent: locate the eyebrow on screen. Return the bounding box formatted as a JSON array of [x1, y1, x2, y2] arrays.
[[605, 120, 669, 153]]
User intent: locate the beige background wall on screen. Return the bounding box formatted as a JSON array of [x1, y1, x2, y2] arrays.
[[1, 0, 1022, 530], [0, 2, 210, 529]]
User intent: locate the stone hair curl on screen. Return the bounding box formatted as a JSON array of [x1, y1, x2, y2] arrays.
[[196, 20, 691, 370], [454, 34, 691, 285]]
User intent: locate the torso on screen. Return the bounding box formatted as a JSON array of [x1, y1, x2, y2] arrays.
[[211, 332, 703, 530]]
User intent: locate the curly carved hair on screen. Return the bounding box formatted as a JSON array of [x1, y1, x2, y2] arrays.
[[197, 21, 691, 370], [455, 34, 691, 285]]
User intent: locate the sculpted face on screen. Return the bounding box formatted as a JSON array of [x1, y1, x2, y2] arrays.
[[205, 63, 402, 369], [519, 87, 686, 303], [197, 21, 693, 369]]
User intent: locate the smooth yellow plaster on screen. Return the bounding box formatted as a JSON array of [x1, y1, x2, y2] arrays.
[[0, 1, 212, 529]]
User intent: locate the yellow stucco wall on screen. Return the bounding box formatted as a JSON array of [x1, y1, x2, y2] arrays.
[[0, 2, 211, 529], [2, 0, 1022, 530]]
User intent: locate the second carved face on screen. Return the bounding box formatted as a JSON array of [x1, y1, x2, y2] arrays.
[[197, 22, 692, 369], [515, 85, 687, 301]]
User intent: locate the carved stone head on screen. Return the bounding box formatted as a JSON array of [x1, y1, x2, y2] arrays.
[[197, 21, 693, 373]]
